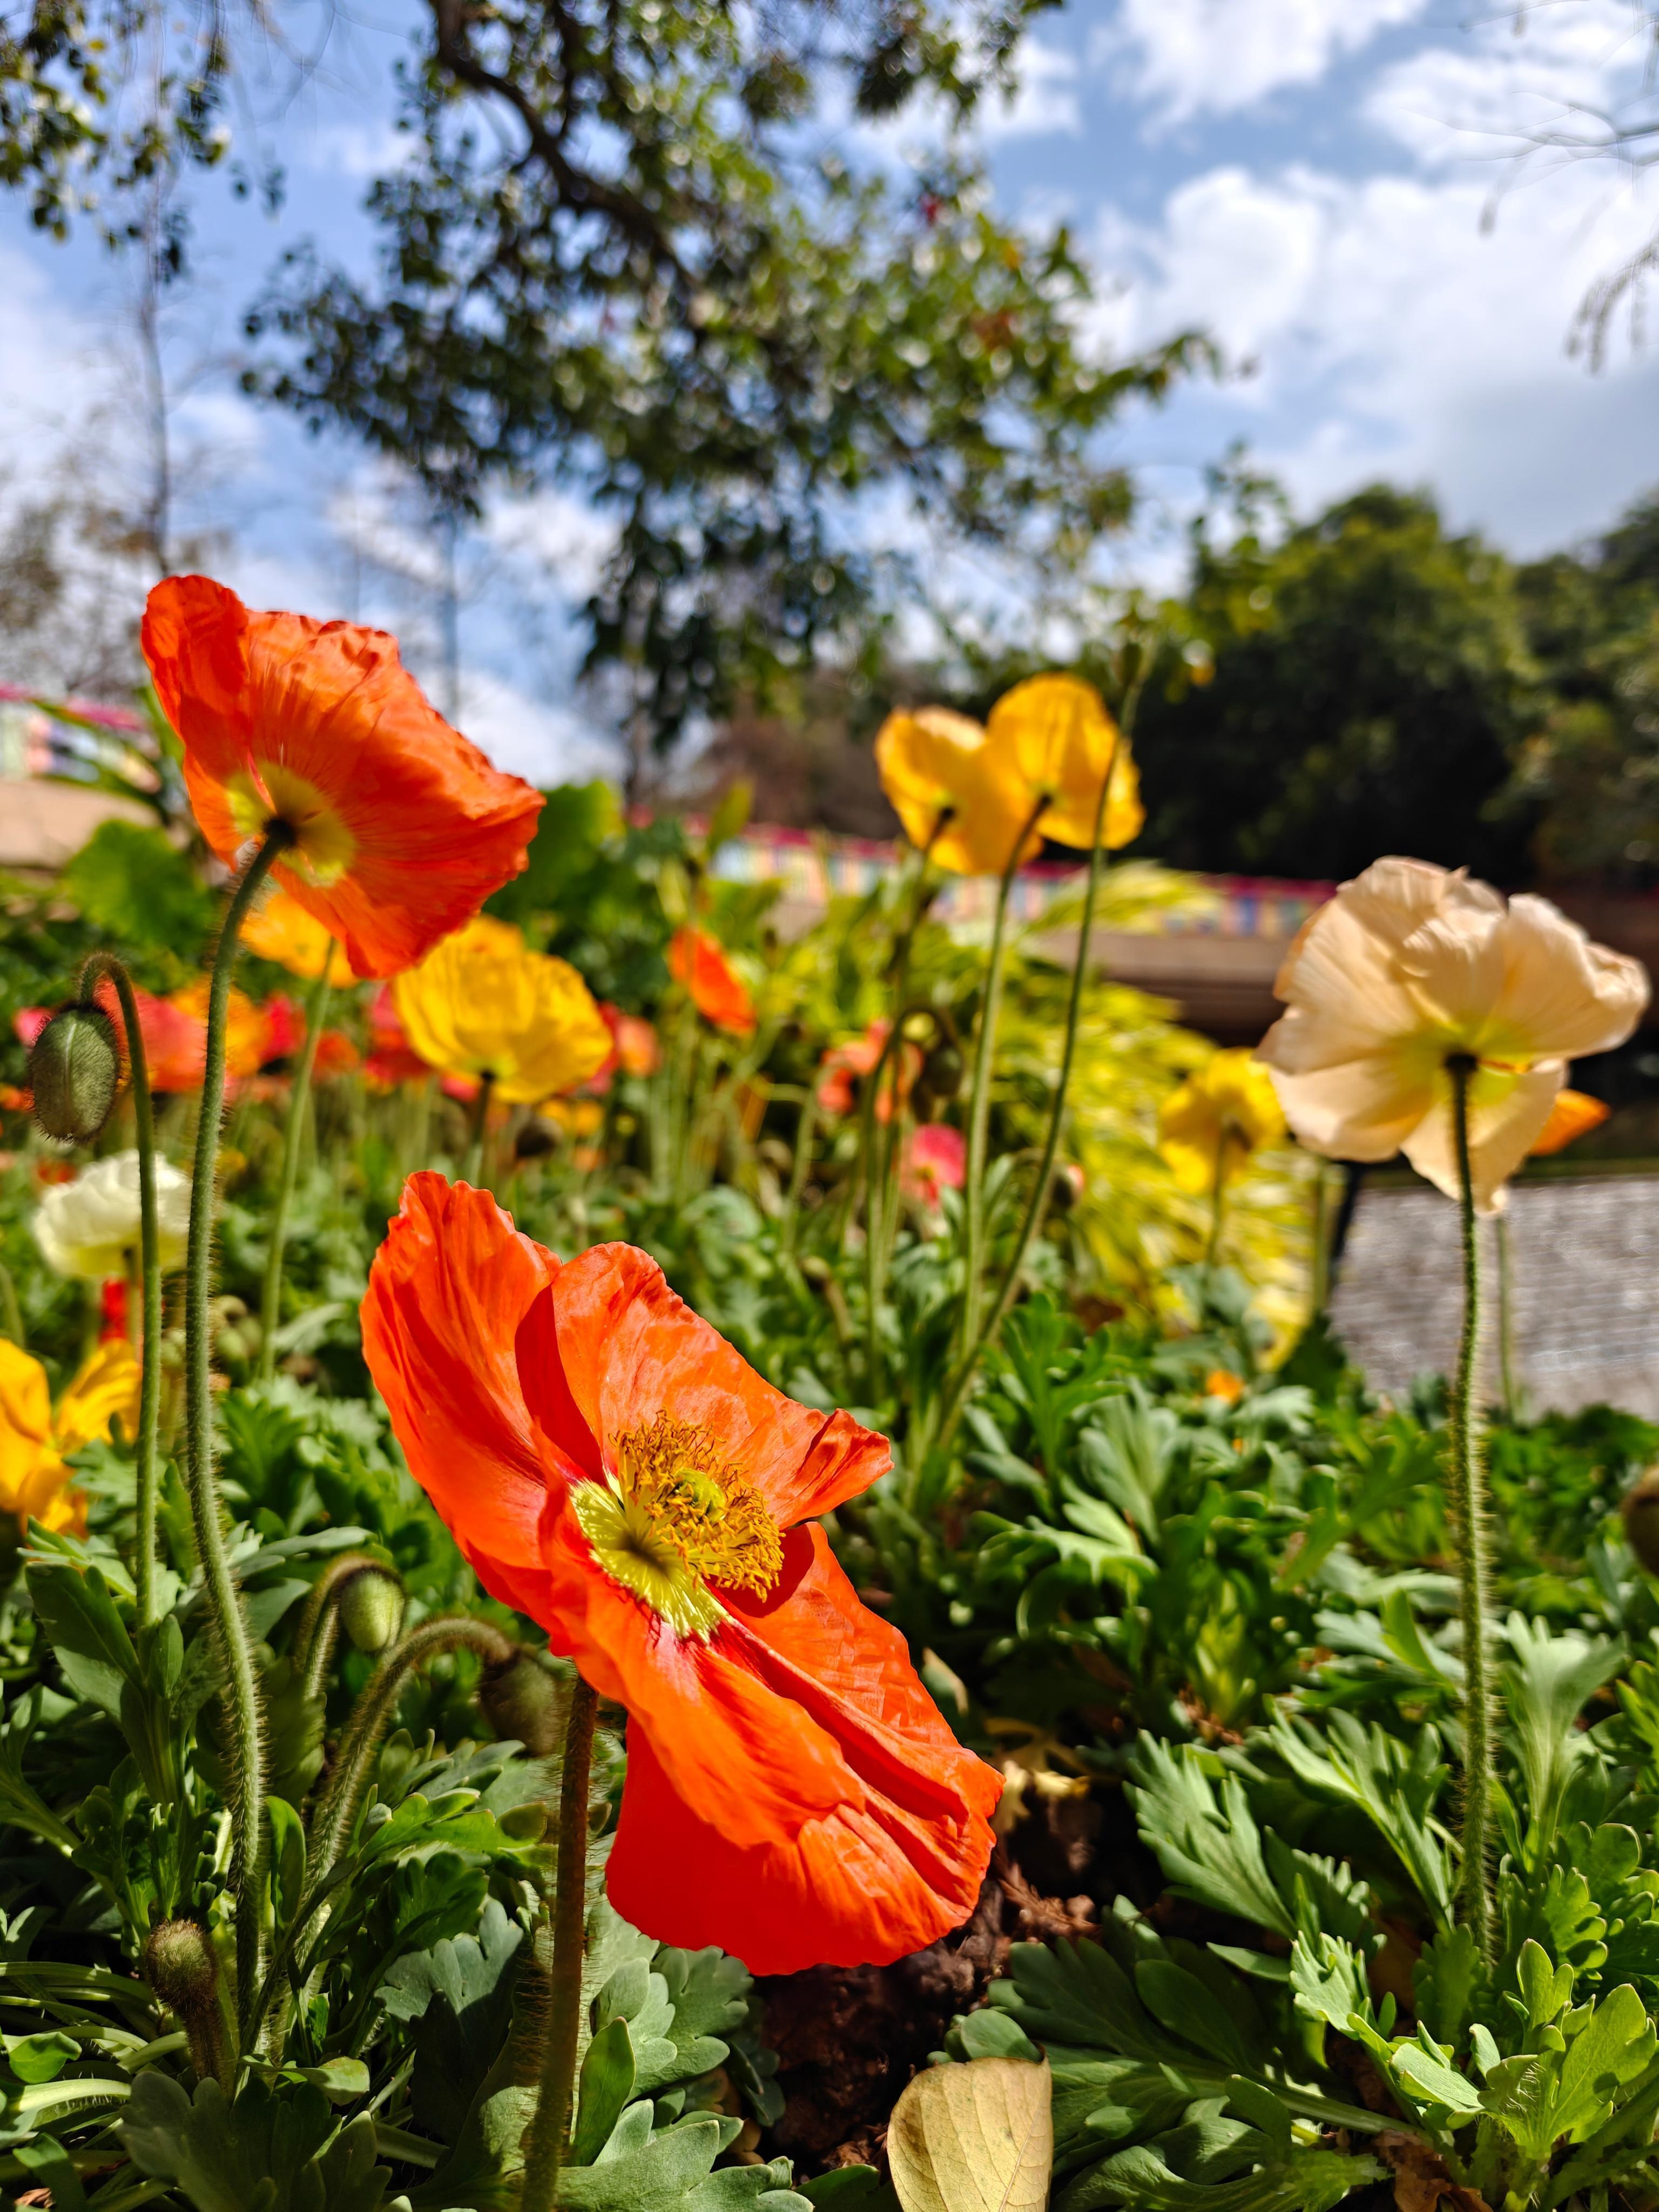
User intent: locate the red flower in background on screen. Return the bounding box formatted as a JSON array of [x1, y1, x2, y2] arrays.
[[817, 1020, 921, 1122], [902, 1122, 965, 1208], [668, 928, 756, 1036], [142, 575, 542, 979], [360, 1175, 998, 1974]]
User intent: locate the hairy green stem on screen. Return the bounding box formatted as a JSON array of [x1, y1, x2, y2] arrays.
[[1448, 1056, 1495, 1959], [259, 964, 331, 1380], [1495, 1211, 1521, 1425], [183, 830, 289, 2035], [521, 1675, 599, 2212], [78, 955, 163, 1626], [308, 1615, 515, 1879], [0, 1262, 21, 1347], [936, 733, 1124, 1458], [959, 799, 1046, 1362], [464, 1072, 496, 1190], [779, 1088, 817, 1259]]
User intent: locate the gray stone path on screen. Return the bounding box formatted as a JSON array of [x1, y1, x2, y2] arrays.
[[1330, 1174, 1659, 1417]]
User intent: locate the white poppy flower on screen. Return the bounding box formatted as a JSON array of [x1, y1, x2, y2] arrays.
[[33, 1151, 192, 1280], [1256, 857, 1648, 1213]]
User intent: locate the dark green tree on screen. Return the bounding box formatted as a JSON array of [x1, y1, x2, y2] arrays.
[[243, 2, 1202, 785], [1129, 485, 1546, 884]]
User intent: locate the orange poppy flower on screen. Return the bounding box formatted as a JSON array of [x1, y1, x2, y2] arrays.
[[668, 928, 756, 1035], [141, 575, 543, 979], [360, 1174, 999, 1973], [816, 1020, 921, 1122], [1527, 1086, 1611, 1157]]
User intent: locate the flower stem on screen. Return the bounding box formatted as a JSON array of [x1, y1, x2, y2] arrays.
[[77, 954, 163, 1628], [937, 732, 1125, 1458], [1495, 1211, 1521, 1424], [308, 1615, 515, 1878], [464, 1073, 495, 1189], [1448, 1056, 1495, 1960], [780, 1089, 817, 1258], [521, 1674, 599, 2212], [292, 1550, 389, 1703], [183, 828, 291, 2039], [259, 965, 331, 1381], [959, 800, 1045, 1361]]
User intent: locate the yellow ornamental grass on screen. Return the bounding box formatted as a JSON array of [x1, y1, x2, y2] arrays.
[[0, 1337, 140, 1535], [1157, 1048, 1287, 1196], [393, 916, 611, 1103], [986, 673, 1144, 852], [874, 706, 1040, 876]]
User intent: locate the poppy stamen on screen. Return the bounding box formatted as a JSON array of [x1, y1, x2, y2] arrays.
[[572, 1411, 783, 1638]]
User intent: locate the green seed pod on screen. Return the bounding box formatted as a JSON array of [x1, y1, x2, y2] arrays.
[[338, 1567, 405, 1654], [922, 1044, 963, 1102], [143, 1918, 218, 2017], [1624, 1471, 1659, 1577], [480, 1650, 568, 1755], [30, 1004, 120, 1143]]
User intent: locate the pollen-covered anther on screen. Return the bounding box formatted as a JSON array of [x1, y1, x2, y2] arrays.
[[573, 1411, 783, 1637]]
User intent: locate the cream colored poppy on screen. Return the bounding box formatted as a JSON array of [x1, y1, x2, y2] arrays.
[[33, 1151, 192, 1281], [1157, 1048, 1286, 1195], [984, 673, 1145, 852], [0, 1337, 140, 1533], [874, 706, 1040, 876], [1256, 857, 1648, 1212]]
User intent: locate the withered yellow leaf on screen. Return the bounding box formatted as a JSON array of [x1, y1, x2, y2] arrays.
[[887, 2058, 1053, 2212]]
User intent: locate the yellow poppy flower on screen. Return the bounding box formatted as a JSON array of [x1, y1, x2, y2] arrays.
[[1257, 858, 1648, 1212], [874, 706, 1040, 875], [0, 1337, 140, 1534], [392, 916, 611, 1104], [1158, 1049, 1287, 1196], [242, 887, 355, 984], [984, 674, 1144, 853]]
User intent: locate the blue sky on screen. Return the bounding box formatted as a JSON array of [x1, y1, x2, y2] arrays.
[[3, 0, 1656, 780]]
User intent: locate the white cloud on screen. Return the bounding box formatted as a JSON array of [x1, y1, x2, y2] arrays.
[[1101, 0, 1431, 123], [455, 667, 620, 786], [977, 39, 1084, 143], [304, 120, 416, 180], [1094, 147, 1659, 552]]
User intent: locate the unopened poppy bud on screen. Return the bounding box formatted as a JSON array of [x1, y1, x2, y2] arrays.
[[30, 1004, 120, 1144], [480, 1650, 567, 1755], [338, 1566, 405, 1654], [922, 1044, 963, 1101], [143, 1918, 218, 2016], [1624, 1471, 1659, 1577]]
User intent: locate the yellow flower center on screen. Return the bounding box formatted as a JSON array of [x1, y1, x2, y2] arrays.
[[570, 1412, 783, 1640], [227, 762, 358, 887]]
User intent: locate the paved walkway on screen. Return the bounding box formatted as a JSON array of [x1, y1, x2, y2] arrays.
[[1330, 1174, 1659, 1417]]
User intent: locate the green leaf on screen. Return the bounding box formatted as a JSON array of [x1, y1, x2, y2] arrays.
[[5, 2031, 79, 2083], [1126, 1741, 1291, 1939], [61, 818, 214, 956], [557, 2107, 741, 2211], [122, 2073, 396, 2212], [798, 2170, 896, 2210], [378, 1897, 525, 2145], [14, 2135, 87, 2212], [572, 2018, 637, 2167], [28, 1562, 140, 1718], [1412, 1925, 1484, 2046]]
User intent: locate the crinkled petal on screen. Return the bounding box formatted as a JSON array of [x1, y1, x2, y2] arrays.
[[1395, 903, 1508, 1034], [598, 1526, 999, 1972], [1260, 1048, 1437, 1162], [530, 1243, 888, 1526], [1266, 900, 1421, 1073], [1400, 1061, 1563, 1213], [1480, 894, 1650, 1061], [360, 1174, 570, 1618]]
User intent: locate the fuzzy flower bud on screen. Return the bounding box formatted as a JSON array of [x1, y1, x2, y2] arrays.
[[338, 1567, 405, 1654], [33, 1151, 190, 1281], [29, 1004, 120, 1144], [480, 1650, 568, 1755], [143, 1918, 218, 2016]]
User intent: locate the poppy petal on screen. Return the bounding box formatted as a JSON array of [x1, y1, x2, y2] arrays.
[[143, 576, 543, 979], [528, 1243, 887, 1526], [601, 1527, 999, 1973], [360, 1173, 572, 1620]]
